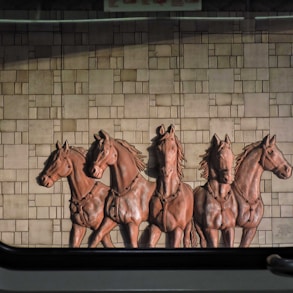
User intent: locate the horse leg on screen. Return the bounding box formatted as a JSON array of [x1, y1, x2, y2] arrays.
[[205, 228, 219, 248], [127, 222, 139, 248], [183, 221, 192, 248], [194, 222, 207, 248], [101, 233, 115, 248], [172, 227, 183, 248], [222, 227, 235, 248], [69, 224, 87, 248], [239, 227, 257, 248], [89, 217, 117, 248], [147, 224, 162, 248]]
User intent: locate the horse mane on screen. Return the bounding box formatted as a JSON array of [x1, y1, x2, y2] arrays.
[[199, 141, 228, 180], [199, 146, 211, 180], [156, 132, 185, 180], [70, 146, 88, 157], [115, 139, 146, 172], [234, 140, 262, 175]]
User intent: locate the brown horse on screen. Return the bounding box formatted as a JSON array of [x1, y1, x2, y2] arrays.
[[148, 124, 196, 248], [88, 130, 156, 248], [37, 141, 114, 248], [193, 134, 237, 248], [233, 134, 292, 247]]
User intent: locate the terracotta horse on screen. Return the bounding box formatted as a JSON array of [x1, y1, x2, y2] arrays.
[[37, 141, 114, 248], [148, 124, 196, 248], [233, 134, 292, 247], [88, 130, 156, 248], [193, 134, 237, 248]]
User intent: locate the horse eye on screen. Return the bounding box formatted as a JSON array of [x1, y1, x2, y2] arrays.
[[268, 150, 274, 155]]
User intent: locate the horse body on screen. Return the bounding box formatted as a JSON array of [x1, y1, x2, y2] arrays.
[[148, 125, 195, 248], [37, 141, 113, 248], [89, 130, 156, 248], [193, 134, 237, 248], [232, 135, 292, 247]]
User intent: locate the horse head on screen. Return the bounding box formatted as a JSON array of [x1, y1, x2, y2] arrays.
[[207, 134, 234, 184], [89, 130, 118, 179], [156, 124, 182, 179], [259, 134, 292, 179], [37, 141, 72, 188]]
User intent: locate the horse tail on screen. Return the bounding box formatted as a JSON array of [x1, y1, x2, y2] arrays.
[[190, 220, 198, 247], [183, 220, 198, 248]]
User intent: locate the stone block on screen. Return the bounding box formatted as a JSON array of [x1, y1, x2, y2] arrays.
[[29, 219, 53, 245], [244, 44, 268, 68], [29, 120, 53, 144], [270, 68, 293, 92], [63, 46, 89, 69], [124, 45, 148, 69], [210, 118, 234, 141], [272, 218, 293, 244], [3, 195, 28, 219], [4, 145, 28, 169], [184, 44, 208, 69], [209, 69, 234, 93], [244, 94, 269, 117], [29, 71, 53, 94], [89, 70, 113, 94], [124, 95, 149, 118], [215, 94, 232, 106], [183, 94, 209, 118], [149, 70, 174, 94], [270, 118, 293, 142], [4, 96, 28, 119], [0, 120, 16, 132], [63, 95, 88, 118]]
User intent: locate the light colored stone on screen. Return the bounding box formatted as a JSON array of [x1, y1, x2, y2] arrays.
[[149, 70, 174, 94], [244, 44, 268, 68], [209, 69, 234, 93], [184, 44, 208, 69], [89, 70, 113, 94], [3, 195, 28, 219], [124, 45, 148, 69], [183, 94, 209, 118], [29, 71, 53, 94], [29, 219, 53, 245], [4, 96, 28, 119]]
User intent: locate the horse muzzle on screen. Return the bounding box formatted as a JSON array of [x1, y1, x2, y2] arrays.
[[37, 174, 54, 188], [275, 164, 292, 179], [91, 166, 104, 179]]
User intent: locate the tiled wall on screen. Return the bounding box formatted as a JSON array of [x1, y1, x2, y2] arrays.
[[0, 14, 293, 247]]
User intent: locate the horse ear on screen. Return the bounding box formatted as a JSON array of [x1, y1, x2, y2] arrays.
[[56, 141, 62, 150], [262, 134, 270, 147], [212, 134, 221, 146], [225, 134, 231, 146], [169, 124, 175, 135], [94, 133, 101, 141], [99, 129, 109, 141], [159, 124, 165, 136], [63, 140, 69, 152], [270, 135, 276, 145]]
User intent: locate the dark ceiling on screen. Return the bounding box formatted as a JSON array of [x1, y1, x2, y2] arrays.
[[0, 0, 293, 12]]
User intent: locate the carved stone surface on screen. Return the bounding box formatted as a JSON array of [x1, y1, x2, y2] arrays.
[[37, 132, 292, 248], [193, 134, 237, 248], [37, 141, 114, 248], [88, 130, 156, 248], [148, 124, 195, 248]]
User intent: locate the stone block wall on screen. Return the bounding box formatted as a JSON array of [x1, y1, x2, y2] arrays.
[[0, 14, 293, 247]]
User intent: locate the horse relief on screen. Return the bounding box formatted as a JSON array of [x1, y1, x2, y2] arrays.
[[148, 124, 196, 248], [88, 130, 156, 248], [232, 134, 292, 247], [37, 141, 114, 248], [37, 132, 292, 249], [193, 134, 237, 248]]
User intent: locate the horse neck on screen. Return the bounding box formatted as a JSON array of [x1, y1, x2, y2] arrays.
[[110, 141, 140, 193], [67, 150, 95, 200], [233, 147, 264, 201], [208, 166, 231, 198], [157, 168, 180, 198]]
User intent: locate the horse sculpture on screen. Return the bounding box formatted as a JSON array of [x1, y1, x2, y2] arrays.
[[148, 124, 196, 248], [37, 141, 114, 248], [193, 134, 237, 248], [233, 134, 292, 247], [88, 130, 156, 248]]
